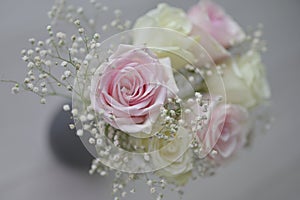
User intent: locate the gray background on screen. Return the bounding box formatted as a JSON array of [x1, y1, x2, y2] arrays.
[[1, 0, 300, 199]]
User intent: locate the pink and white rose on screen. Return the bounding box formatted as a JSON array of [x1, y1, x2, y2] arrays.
[[133, 3, 229, 68], [90, 44, 178, 134], [198, 103, 250, 163], [188, 1, 245, 47]]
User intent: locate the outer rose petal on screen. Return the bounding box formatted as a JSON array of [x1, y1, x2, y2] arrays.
[[190, 25, 230, 63]]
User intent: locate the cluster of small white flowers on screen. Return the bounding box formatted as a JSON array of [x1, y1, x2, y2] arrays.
[[89, 158, 110, 176], [48, 0, 131, 34], [144, 177, 167, 200], [4, 0, 131, 105], [228, 24, 266, 61], [155, 97, 183, 140], [110, 172, 138, 200], [193, 155, 218, 177], [80, 88, 221, 200], [247, 24, 267, 53], [106, 171, 167, 200]]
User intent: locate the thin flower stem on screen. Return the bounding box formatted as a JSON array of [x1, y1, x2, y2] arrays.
[[82, 35, 90, 53], [0, 80, 19, 84], [48, 52, 77, 68], [46, 92, 71, 99], [40, 67, 67, 87], [49, 40, 78, 68], [51, 40, 62, 58], [68, 50, 74, 66]]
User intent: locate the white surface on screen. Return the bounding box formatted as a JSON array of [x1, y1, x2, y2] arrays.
[[1, 0, 300, 199]]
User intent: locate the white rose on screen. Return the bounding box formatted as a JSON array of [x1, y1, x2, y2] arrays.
[[205, 52, 271, 108], [134, 3, 192, 36], [151, 127, 193, 186], [133, 3, 229, 70]]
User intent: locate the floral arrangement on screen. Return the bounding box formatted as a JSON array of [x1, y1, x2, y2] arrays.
[[3, 0, 271, 199]]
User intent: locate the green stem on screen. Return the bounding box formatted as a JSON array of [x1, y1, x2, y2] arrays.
[[1, 80, 19, 84]]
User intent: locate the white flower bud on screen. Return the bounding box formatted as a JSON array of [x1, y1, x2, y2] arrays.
[[22, 56, 29, 62], [24, 78, 30, 83], [63, 104, 70, 111], [93, 33, 100, 40], [79, 115, 87, 122], [27, 49, 34, 56], [46, 25, 52, 31], [41, 87, 48, 94], [89, 138, 95, 144], [38, 41, 44, 46], [11, 87, 19, 94], [71, 35, 76, 41], [33, 87, 39, 93], [40, 50, 47, 57], [69, 124, 75, 129], [56, 32, 66, 39], [40, 98, 46, 104], [78, 28, 84, 34], [87, 114, 94, 120], [27, 83, 33, 90], [64, 70, 71, 77], [61, 75, 66, 80], [76, 129, 83, 137], [21, 49, 27, 55], [45, 60, 51, 67], [27, 62, 34, 68], [28, 38, 35, 44], [40, 82, 46, 87], [61, 61, 68, 67], [71, 109, 78, 116]]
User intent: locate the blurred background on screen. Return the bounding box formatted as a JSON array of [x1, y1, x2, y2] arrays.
[[0, 0, 299, 199]]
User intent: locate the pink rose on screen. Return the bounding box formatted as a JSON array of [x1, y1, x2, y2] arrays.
[[188, 1, 245, 47], [198, 103, 249, 163], [90, 45, 178, 134]]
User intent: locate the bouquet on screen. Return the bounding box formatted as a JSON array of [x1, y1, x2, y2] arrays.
[[3, 1, 271, 199]]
